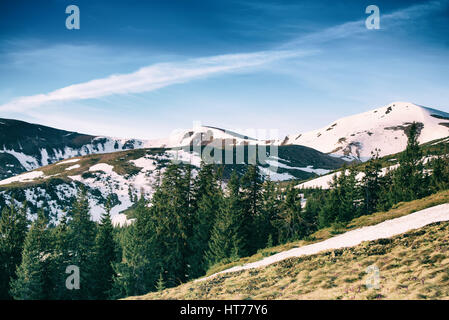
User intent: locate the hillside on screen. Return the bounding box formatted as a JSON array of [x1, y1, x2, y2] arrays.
[[282, 102, 449, 160], [0, 144, 344, 225], [130, 200, 449, 300], [0, 118, 150, 180]]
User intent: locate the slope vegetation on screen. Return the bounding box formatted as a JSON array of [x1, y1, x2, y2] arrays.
[[131, 203, 449, 300]]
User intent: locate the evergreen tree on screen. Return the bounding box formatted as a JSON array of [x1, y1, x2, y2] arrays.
[[187, 162, 222, 278], [273, 185, 303, 243], [92, 197, 117, 299], [260, 179, 281, 246], [112, 195, 155, 297], [318, 166, 360, 227], [361, 149, 383, 215], [155, 272, 165, 292], [0, 202, 28, 299], [10, 210, 51, 300], [149, 163, 193, 286], [429, 152, 449, 192], [391, 122, 427, 203], [206, 172, 245, 266], [65, 188, 97, 299], [240, 165, 264, 254]]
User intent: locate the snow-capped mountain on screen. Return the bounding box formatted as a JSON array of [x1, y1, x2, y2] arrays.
[[281, 102, 449, 160], [0, 119, 265, 180], [0, 118, 154, 180], [0, 144, 344, 226]]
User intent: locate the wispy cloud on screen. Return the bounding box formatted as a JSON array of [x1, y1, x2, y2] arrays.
[[1, 0, 447, 112], [284, 0, 448, 47], [0, 50, 304, 112]]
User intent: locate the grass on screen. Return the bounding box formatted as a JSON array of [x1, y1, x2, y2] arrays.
[[0, 148, 161, 190], [129, 220, 449, 300], [203, 189, 449, 277]]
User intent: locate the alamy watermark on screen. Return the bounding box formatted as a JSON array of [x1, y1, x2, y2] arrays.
[[66, 5, 80, 30], [365, 5, 380, 30], [65, 265, 80, 290], [365, 264, 380, 289], [169, 122, 280, 173]]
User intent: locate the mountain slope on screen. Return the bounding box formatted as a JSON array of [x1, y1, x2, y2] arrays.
[[132, 219, 449, 300], [0, 144, 344, 225], [282, 102, 449, 160], [0, 119, 272, 180], [0, 118, 150, 179], [129, 196, 449, 300]]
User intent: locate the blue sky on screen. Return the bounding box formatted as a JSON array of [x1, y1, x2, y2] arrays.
[[0, 0, 448, 139]]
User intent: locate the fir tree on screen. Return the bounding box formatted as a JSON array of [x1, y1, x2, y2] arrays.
[[0, 202, 28, 299], [391, 122, 427, 203], [10, 210, 51, 300], [187, 162, 222, 278], [240, 165, 264, 254], [206, 172, 245, 266], [361, 149, 383, 215], [65, 188, 97, 299], [92, 196, 117, 299], [274, 185, 303, 243], [112, 195, 155, 297]]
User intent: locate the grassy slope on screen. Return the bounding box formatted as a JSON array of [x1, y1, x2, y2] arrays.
[[131, 221, 449, 300], [203, 189, 449, 277], [128, 190, 449, 300]]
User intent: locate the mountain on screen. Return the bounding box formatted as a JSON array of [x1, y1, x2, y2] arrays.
[[0, 119, 270, 180], [281, 102, 449, 160], [0, 118, 153, 180], [0, 144, 344, 226], [128, 190, 449, 300]]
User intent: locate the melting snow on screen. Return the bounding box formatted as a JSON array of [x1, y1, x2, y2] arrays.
[[199, 203, 449, 281]]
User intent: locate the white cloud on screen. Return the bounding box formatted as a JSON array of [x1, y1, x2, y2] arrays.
[[0, 50, 304, 112], [1, 0, 446, 113]]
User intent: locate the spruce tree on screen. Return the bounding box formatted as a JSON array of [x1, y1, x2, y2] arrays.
[[240, 165, 264, 254], [92, 197, 117, 299], [112, 195, 155, 297], [361, 149, 383, 215], [392, 122, 427, 203], [274, 185, 303, 243], [10, 210, 51, 300], [187, 162, 222, 278], [206, 171, 245, 266], [65, 188, 97, 299], [0, 202, 28, 299], [260, 179, 281, 246]]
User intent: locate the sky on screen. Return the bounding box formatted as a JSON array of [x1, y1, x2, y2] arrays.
[[0, 0, 448, 139]]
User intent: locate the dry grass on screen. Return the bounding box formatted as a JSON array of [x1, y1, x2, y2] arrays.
[[204, 190, 449, 276], [130, 220, 449, 300]]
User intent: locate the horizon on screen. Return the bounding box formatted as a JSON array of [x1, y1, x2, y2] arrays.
[[1, 0, 449, 139]]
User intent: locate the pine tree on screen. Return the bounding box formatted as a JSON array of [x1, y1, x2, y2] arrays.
[[429, 150, 449, 192], [187, 162, 222, 278], [361, 149, 383, 215], [0, 202, 28, 299], [10, 210, 51, 300], [260, 179, 281, 246], [274, 185, 303, 243], [240, 165, 264, 254], [65, 188, 97, 299], [391, 122, 427, 203], [92, 196, 117, 299], [50, 215, 71, 299], [336, 167, 359, 224], [149, 163, 193, 286], [112, 195, 155, 297], [155, 272, 165, 292], [206, 171, 245, 266]]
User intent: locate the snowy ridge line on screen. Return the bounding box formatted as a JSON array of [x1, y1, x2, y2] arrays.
[[197, 203, 449, 282]]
